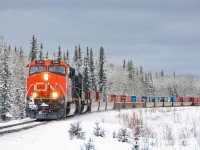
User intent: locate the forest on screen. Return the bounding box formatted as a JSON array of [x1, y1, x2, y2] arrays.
[[0, 35, 200, 121]]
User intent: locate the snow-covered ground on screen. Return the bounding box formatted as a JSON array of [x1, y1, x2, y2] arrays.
[[0, 107, 200, 150]]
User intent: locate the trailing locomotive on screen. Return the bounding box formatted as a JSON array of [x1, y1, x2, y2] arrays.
[[25, 60, 90, 119]]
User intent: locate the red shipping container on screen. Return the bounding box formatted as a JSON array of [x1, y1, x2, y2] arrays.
[[138, 96, 142, 102], [116, 95, 121, 102], [110, 95, 116, 102], [183, 97, 189, 102], [189, 97, 194, 102], [125, 96, 131, 102], [177, 97, 183, 102], [120, 95, 126, 102], [96, 92, 100, 101], [194, 97, 198, 102], [90, 91, 94, 101]]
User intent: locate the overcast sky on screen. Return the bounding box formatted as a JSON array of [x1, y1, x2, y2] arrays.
[[0, 0, 200, 76]]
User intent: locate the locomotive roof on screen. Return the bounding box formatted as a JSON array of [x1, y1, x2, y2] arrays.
[[27, 60, 69, 67]]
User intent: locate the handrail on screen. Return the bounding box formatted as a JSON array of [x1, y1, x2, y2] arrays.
[[25, 84, 34, 101]]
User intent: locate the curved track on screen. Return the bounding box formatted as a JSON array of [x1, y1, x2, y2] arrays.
[[1, 100, 198, 136], [0, 120, 48, 136]]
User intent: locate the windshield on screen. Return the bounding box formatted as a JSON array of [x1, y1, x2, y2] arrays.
[[30, 66, 46, 75], [49, 66, 66, 76]]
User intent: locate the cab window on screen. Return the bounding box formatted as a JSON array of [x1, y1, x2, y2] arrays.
[[30, 66, 46, 75], [48, 66, 66, 76]]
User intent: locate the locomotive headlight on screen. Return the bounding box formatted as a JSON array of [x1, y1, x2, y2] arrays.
[[52, 92, 58, 98], [44, 73, 48, 81], [32, 92, 37, 98]]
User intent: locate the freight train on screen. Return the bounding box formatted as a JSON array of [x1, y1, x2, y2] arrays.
[[25, 60, 200, 120]]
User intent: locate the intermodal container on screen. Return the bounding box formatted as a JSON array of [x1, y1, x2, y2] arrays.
[[109, 94, 116, 102], [170, 97, 176, 102], [131, 96, 137, 102]]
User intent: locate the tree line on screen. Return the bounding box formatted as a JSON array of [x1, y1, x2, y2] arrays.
[[0, 35, 199, 121]]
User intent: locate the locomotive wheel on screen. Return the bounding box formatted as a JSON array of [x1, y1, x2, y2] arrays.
[[66, 103, 71, 116], [78, 101, 84, 114]]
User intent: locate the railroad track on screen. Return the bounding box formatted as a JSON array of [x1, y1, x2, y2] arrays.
[[0, 120, 48, 136], [0, 106, 115, 136], [1, 102, 194, 136]]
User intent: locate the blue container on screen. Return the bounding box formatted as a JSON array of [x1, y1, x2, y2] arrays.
[[152, 97, 159, 102], [158, 97, 165, 102], [131, 96, 137, 102], [170, 97, 176, 102], [102, 93, 107, 102], [142, 96, 148, 102], [150, 97, 155, 102]]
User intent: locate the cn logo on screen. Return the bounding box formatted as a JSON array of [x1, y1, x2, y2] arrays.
[[34, 82, 55, 91]]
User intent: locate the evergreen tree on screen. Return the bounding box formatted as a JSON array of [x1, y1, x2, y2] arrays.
[[66, 49, 70, 63], [57, 45, 62, 61], [127, 60, 134, 79], [68, 120, 85, 140], [38, 43, 44, 60], [98, 46, 107, 92], [77, 44, 83, 73], [63, 52, 67, 62], [93, 121, 105, 137], [0, 42, 13, 121], [53, 52, 56, 60], [147, 72, 156, 96], [83, 47, 90, 91], [173, 71, 176, 78], [14, 46, 17, 53], [161, 69, 165, 77], [73, 46, 78, 64], [83, 138, 95, 150], [123, 59, 126, 68], [18, 47, 27, 118], [89, 48, 96, 91], [139, 66, 144, 81], [28, 35, 38, 62], [117, 126, 130, 143], [45, 51, 49, 59]]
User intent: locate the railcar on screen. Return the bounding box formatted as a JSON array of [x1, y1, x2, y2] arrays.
[[25, 60, 89, 119]]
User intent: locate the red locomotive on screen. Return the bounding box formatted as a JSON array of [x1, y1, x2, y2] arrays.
[[25, 60, 89, 119]]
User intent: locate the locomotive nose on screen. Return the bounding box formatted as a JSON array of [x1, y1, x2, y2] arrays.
[[44, 73, 49, 81]]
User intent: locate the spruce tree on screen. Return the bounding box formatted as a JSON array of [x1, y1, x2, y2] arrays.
[[77, 44, 83, 73], [63, 52, 67, 62], [0, 42, 13, 121], [57, 45, 62, 61], [83, 138, 95, 150], [28, 35, 38, 62], [18, 47, 27, 118], [161, 69, 164, 77], [73, 46, 78, 64], [123, 59, 126, 68], [53, 52, 56, 60], [98, 46, 107, 92], [83, 47, 90, 91], [89, 48, 96, 91], [66, 49, 70, 63], [38, 43, 44, 60], [45, 51, 49, 59], [117, 126, 130, 142], [127, 60, 133, 79]]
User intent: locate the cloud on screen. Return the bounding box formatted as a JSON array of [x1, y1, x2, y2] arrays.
[[0, 0, 200, 75]]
